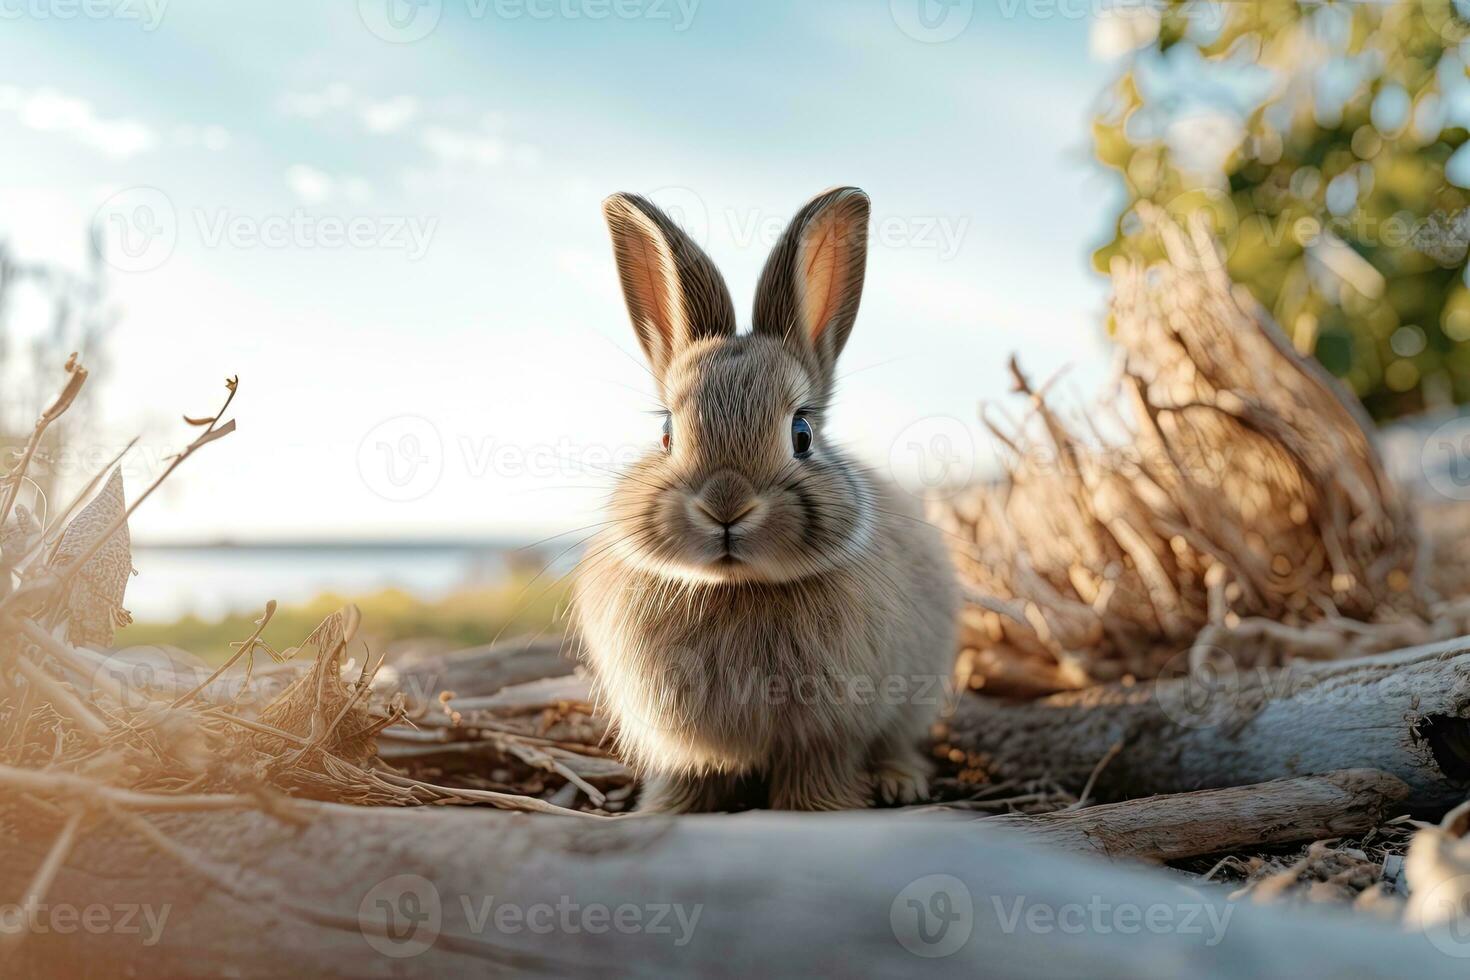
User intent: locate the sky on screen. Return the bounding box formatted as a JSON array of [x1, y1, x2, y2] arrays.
[[0, 0, 1127, 544]]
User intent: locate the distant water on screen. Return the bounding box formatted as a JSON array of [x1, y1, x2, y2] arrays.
[[127, 542, 539, 621]]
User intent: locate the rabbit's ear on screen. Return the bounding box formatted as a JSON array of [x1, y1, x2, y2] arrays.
[[753, 187, 870, 391], [603, 193, 736, 378]]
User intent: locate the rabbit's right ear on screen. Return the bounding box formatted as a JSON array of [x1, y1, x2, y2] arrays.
[[602, 193, 736, 378]]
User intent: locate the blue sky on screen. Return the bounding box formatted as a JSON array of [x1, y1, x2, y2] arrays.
[[0, 1, 1123, 542]]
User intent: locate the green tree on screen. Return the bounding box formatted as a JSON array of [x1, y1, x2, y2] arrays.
[[1093, 0, 1470, 420]]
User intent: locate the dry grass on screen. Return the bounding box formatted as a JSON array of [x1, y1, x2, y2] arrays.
[[936, 210, 1470, 699], [0, 366, 616, 959]]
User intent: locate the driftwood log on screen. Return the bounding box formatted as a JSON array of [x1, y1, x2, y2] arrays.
[[978, 769, 1409, 862], [2, 802, 1461, 979], [388, 635, 1470, 814], [386, 636, 576, 706], [943, 635, 1470, 812]]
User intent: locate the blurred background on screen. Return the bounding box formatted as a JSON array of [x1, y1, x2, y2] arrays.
[[2, 0, 1468, 657]]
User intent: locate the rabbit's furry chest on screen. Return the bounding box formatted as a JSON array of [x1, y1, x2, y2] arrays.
[[574, 547, 947, 774]]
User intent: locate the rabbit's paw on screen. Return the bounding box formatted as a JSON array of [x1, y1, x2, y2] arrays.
[[872, 759, 930, 806]]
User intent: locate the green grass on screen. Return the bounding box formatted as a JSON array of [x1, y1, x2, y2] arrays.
[[114, 575, 571, 665]]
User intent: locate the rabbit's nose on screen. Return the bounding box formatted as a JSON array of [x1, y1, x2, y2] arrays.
[[691, 473, 761, 529], [693, 498, 759, 529]]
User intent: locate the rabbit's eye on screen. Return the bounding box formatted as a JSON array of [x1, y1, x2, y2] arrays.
[[660, 415, 672, 452], [791, 416, 813, 458]]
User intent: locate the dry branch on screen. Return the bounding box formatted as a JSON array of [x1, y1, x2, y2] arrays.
[[387, 636, 575, 706], [977, 769, 1409, 862]]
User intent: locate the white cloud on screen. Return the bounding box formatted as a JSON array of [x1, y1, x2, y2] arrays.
[[285, 164, 373, 205], [285, 164, 335, 205], [0, 85, 155, 159], [420, 125, 506, 166], [282, 85, 420, 135], [279, 83, 354, 119], [172, 123, 232, 152], [360, 96, 419, 134]]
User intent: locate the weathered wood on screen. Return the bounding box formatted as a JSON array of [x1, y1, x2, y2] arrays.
[[388, 636, 573, 705], [380, 637, 1470, 815], [1, 803, 1459, 978], [943, 635, 1470, 811], [979, 769, 1410, 861]]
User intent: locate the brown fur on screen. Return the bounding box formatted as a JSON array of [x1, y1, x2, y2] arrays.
[[573, 188, 958, 812]]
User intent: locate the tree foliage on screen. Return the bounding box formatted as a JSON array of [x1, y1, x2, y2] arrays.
[[1093, 0, 1470, 420]]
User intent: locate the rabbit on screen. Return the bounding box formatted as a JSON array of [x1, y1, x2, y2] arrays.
[[572, 186, 959, 813]]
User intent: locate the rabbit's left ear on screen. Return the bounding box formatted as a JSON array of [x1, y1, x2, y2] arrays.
[[753, 187, 870, 391], [603, 192, 736, 379]]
